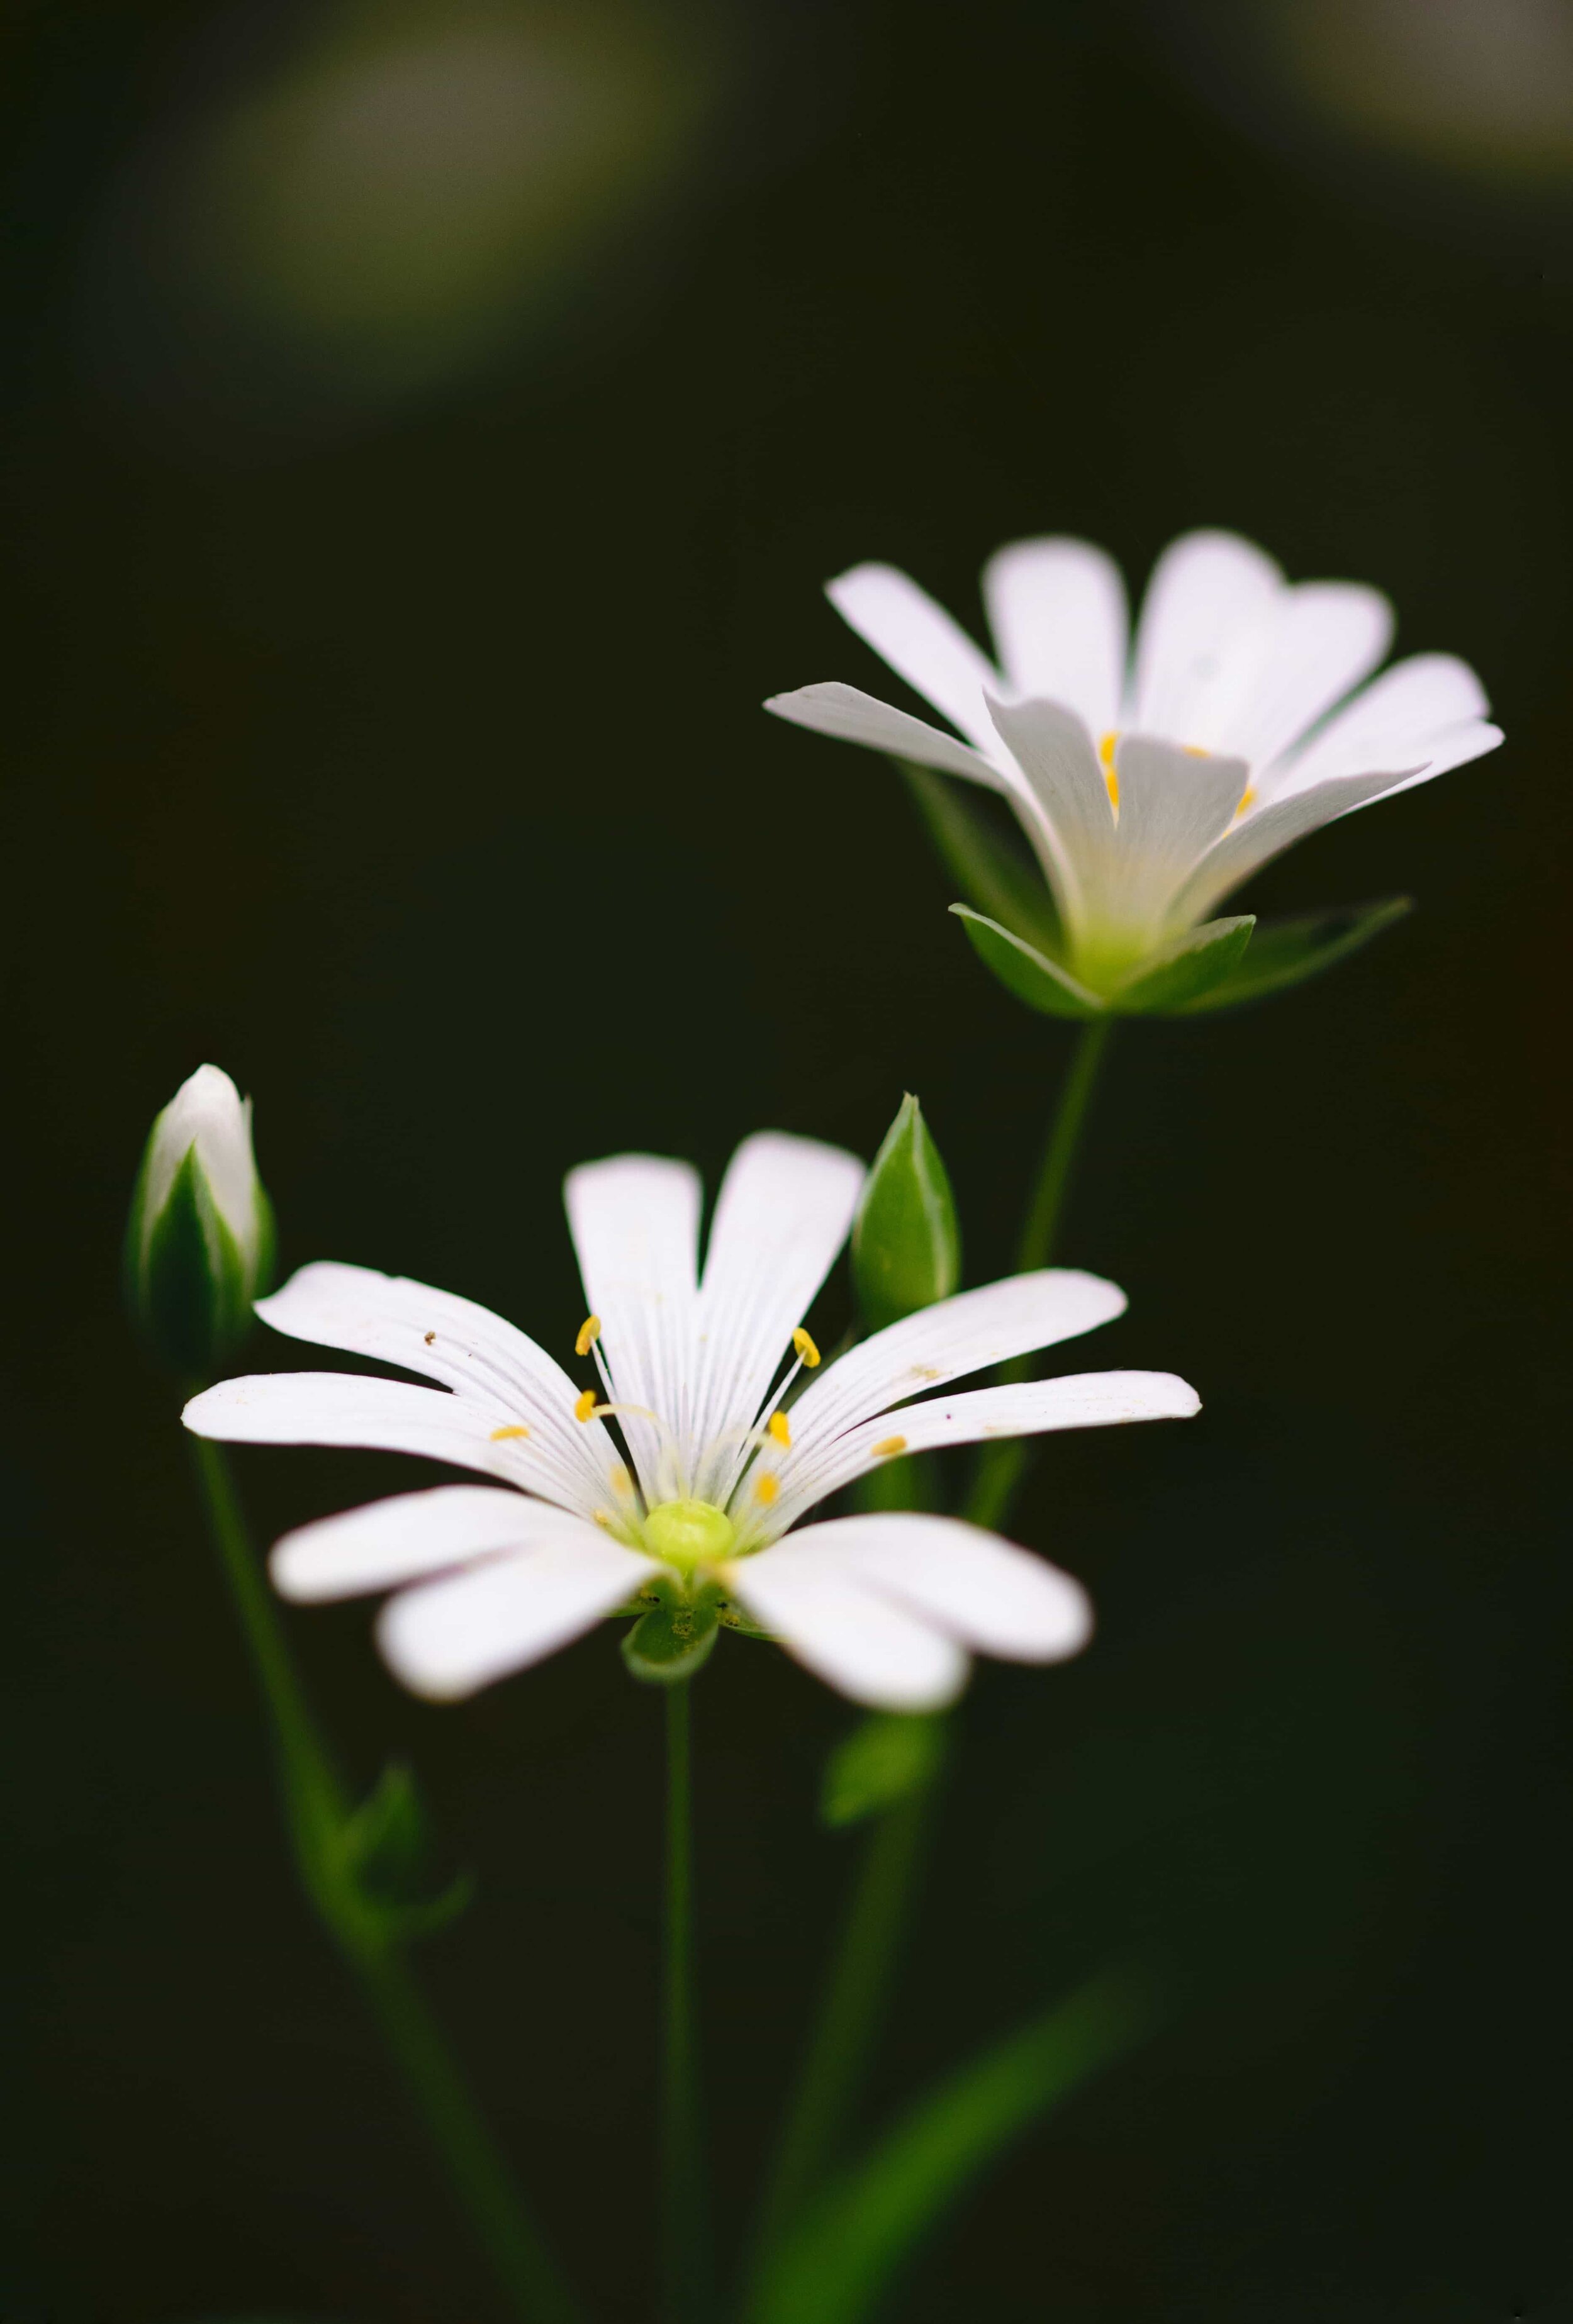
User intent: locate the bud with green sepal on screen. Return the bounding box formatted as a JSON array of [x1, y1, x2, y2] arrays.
[[333, 1761, 474, 1946], [853, 1093, 961, 1333], [821, 1710, 947, 1828], [125, 1064, 275, 1378]]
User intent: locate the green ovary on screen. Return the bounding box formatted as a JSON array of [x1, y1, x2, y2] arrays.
[[642, 1497, 736, 1571]]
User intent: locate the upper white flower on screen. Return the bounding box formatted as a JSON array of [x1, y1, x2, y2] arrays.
[[182, 1131, 1199, 1711], [766, 529, 1502, 987]]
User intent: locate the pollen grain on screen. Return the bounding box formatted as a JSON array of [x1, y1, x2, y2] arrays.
[[490, 1424, 530, 1441]]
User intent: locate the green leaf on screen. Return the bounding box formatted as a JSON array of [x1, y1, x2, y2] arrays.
[[1109, 915, 1255, 1015], [335, 1762, 474, 1943], [821, 1713, 946, 1829], [747, 1966, 1162, 2324], [622, 1595, 720, 1684], [851, 1095, 961, 1333], [949, 907, 1104, 1019], [902, 765, 1060, 954], [1169, 896, 1414, 1013]]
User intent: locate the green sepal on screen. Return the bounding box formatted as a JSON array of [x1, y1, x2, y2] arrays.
[[1109, 915, 1255, 1015], [335, 1762, 474, 1944], [1167, 896, 1414, 1013], [904, 764, 1061, 953], [820, 1712, 946, 1830], [852, 1094, 961, 1334], [126, 1144, 247, 1375], [950, 906, 1104, 1019], [622, 1592, 720, 1684]]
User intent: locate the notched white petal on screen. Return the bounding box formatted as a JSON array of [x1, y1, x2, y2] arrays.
[[376, 1526, 651, 1701], [271, 1483, 539, 1603]]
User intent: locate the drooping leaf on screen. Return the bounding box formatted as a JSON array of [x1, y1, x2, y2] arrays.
[[1110, 915, 1255, 1015], [903, 765, 1061, 954], [747, 1965, 1162, 2324], [852, 1095, 961, 1333], [1170, 896, 1413, 1013], [336, 1762, 474, 1943], [949, 907, 1104, 1019], [821, 1712, 946, 1830]]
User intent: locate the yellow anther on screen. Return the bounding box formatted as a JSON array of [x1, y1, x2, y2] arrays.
[[610, 1462, 634, 1497], [489, 1424, 531, 1442], [573, 1388, 598, 1423], [793, 1327, 821, 1368], [872, 1434, 907, 1458], [1183, 744, 1209, 758], [755, 1473, 780, 1506], [1099, 729, 1119, 810], [767, 1411, 792, 1449], [1236, 785, 1257, 816], [576, 1314, 602, 1357], [591, 1508, 616, 1530]]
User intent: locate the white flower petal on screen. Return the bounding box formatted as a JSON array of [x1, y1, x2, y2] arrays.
[[724, 1546, 967, 1711], [1345, 717, 1503, 804], [564, 1153, 701, 1493], [182, 1371, 615, 1511], [1129, 530, 1285, 743], [984, 695, 1114, 934], [271, 1483, 540, 1602], [688, 1132, 865, 1494], [763, 683, 1010, 790], [1274, 651, 1491, 793], [254, 1261, 610, 1511], [1109, 736, 1251, 934], [782, 1268, 1128, 1463], [982, 537, 1128, 740], [1214, 583, 1394, 774], [827, 562, 1003, 751], [770, 1369, 1200, 1525], [376, 1522, 651, 1700], [1165, 764, 1429, 930], [798, 1512, 1092, 1661]]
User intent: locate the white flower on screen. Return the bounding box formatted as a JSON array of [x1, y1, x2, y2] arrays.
[[765, 529, 1502, 990], [182, 1132, 1198, 1711]]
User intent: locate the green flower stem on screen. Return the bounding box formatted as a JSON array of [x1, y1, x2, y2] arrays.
[[662, 1680, 708, 2323], [750, 1789, 928, 2271], [751, 1019, 1116, 2285], [186, 1429, 585, 2324], [966, 1016, 1114, 1531]]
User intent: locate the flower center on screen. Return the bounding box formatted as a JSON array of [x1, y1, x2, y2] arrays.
[[643, 1498, 736, 1570]]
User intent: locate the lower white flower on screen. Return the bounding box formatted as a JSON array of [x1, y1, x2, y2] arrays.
[[182, 1132, 1199, 1711], [766, 528, 1503, 990]]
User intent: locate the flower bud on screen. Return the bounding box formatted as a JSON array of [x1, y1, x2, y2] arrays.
[[851, 1093, 961, 1333], [125, 1064, 274, 1378]]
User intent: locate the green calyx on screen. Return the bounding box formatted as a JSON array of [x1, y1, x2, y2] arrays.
[[125, 1140, 276, 1377], [642, 1497, 736, 1571]]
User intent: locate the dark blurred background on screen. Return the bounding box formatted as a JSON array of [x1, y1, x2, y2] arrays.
[[3, 0, 1570, 2317]]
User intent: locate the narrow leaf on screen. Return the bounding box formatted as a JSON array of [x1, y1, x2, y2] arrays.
[[1170, 895, 1413, 1012], [950, 907, 1104, 1020], [749, 1966, 1162, 2324], [903, 764, 1061, 953], [821, 1713, 946, 1830], [1111, 915, 1255, 1015]]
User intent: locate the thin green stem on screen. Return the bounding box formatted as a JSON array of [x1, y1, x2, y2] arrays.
[[186, 1430, 585, 2324], [966, 1018, 1114, 1530], [748, 1017, 1116, 2290], [661, 1680, 707, 2323], [751, 1790, 928, 2269]]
